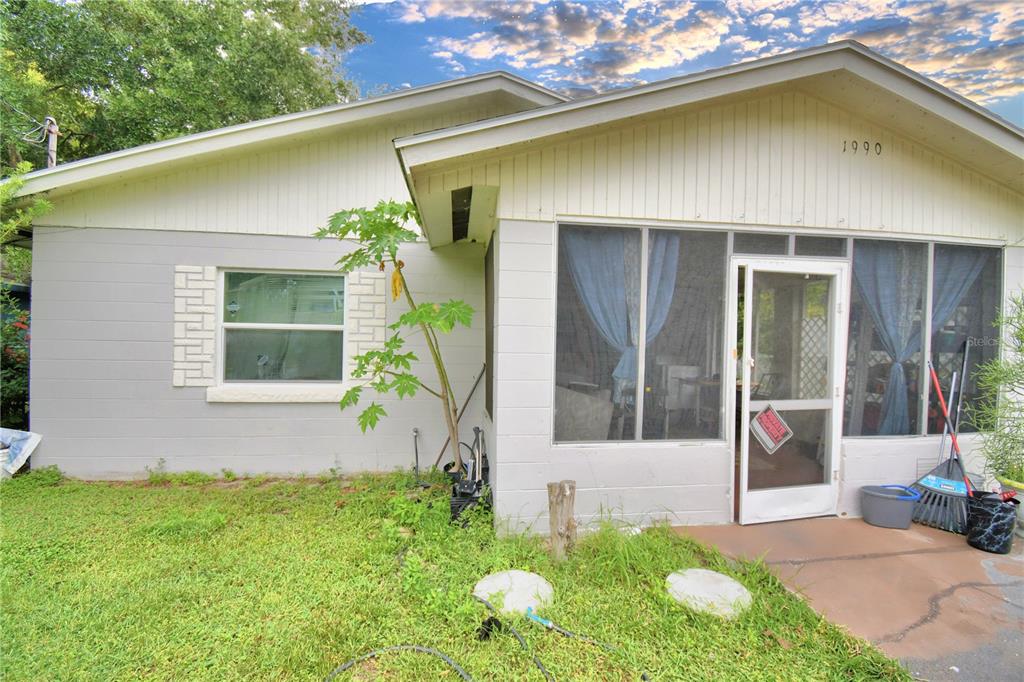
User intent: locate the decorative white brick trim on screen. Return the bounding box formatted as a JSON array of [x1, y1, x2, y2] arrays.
[[345, 270, 387, 376], [173, 265, 216, 387]]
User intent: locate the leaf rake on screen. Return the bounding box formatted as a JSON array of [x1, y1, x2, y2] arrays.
[[911, 353, 975, 534]]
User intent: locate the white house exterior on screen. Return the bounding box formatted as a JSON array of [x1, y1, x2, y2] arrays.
[[15, 42, 1024, 533]]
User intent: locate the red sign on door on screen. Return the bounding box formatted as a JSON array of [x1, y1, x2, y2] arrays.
[[750, 405, 793, 454]]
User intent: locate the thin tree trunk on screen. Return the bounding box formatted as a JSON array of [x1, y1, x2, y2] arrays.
[[396, 266, 462, 471]]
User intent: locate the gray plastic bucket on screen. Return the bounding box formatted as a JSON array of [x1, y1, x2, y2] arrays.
[[861, 485, 922, 529]]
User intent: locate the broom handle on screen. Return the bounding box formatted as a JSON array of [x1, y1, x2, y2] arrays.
[[928, 361, 973, 493], [937, 370, 957, 465], [953, 340, 970, 433]]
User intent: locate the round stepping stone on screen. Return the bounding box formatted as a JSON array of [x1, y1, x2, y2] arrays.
[[473, 570, 553, 615], [666, 568, 752, 619]]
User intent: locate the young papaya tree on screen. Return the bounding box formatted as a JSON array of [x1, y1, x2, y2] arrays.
[[315, 200, 473, 472]]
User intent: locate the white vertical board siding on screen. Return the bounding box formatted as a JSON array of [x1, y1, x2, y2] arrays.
[[29, 226, 486, 478], [421, 90, 1022, 240], [39, 105, 508, 236], [492, 219, 732, 534]]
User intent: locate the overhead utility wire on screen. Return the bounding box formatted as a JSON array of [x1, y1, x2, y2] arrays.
[[0, 97, 44, 129]]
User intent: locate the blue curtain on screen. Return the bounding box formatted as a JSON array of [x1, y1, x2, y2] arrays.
[[562, 229, 680, 402], [615, 231, 682, 383], [852, 241, 925, 435], [928, 245, 988, 336]]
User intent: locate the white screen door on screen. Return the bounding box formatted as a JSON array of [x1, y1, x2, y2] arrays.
[[732, 258, 848, 524]]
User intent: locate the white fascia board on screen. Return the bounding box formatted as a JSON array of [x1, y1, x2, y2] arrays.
[[396, 42, 1023, 169], [846, 56, 1024, 158], [15, 72, 564, 198]]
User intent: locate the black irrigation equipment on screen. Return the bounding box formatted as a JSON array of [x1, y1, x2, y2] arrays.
[[411, 422, 492, 522], [475, 596, 553, 681], [447, 426, 491, 523]]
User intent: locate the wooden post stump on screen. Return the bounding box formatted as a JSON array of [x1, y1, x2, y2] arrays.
[[547, 480, 577, 561]]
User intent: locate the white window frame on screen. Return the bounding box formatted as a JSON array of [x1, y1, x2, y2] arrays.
[[207, 268, 348, 403]]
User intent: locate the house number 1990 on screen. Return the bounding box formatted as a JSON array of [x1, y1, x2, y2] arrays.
[[843, 140, 882, 155]]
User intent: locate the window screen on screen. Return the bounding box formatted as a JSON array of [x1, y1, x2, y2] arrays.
[[734, 232, 788, 255], [795, 236, 846, 257], [927, 246, 1001, 434], [641, 230, 727, 440], [555, 226, 641, 441], [554, 226, 726, 442], [844, 240, 926, 436]]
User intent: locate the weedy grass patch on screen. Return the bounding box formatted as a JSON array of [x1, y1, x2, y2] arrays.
[[0, 468, 908, 681]]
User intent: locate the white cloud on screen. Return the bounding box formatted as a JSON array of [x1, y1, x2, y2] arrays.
[[398, 3, 425, 22], [395, 0, 1019, 106], [411, 1, 734, 89], [797, 0, 896, 34], [726, 34, 769, 53], [825, 0, 1024, 104]]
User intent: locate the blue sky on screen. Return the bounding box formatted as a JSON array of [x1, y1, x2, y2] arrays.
[[343, 0, 1023, 126]]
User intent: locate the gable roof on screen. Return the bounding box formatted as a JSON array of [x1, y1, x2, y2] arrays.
[[14, 71, 566, 198], [396, 41, 1023, 193]]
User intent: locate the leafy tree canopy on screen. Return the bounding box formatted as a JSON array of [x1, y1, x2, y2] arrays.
[[1, 0, 368, 169]]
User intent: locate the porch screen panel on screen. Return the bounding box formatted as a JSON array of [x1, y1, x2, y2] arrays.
[[927, 246, 1001, 434], [795, 236, 846, 258], [642, 230, 727, 440], [843, 240, 926, 436], [734, 232, 788, 255], [554, 226, 641, 442]]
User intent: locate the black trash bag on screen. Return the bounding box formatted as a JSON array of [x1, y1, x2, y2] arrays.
[[966, 493, 1019, 554]]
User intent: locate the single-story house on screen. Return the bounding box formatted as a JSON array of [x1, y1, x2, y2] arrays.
[[14, 41, 1024, 532]]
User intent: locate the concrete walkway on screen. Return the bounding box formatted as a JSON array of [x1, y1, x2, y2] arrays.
[[678, 518, 1023, 681]]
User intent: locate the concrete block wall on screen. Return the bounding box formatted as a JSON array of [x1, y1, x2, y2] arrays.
[[837, 434, 987, 517], [29, 226, 485, 479]]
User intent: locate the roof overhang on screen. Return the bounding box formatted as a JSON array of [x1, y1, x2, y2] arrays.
[[397, 42, 1023, 242], [14, 72, 565, 199]]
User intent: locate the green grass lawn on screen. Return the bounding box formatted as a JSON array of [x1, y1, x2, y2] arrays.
[[0, 467, 908, 681]]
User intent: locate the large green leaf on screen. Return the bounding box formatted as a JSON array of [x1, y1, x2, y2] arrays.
[[437, 300, 475, 331], [357, 403, 387, 432], [391, 373, 420, 399], [339, 386, 362, 411]]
